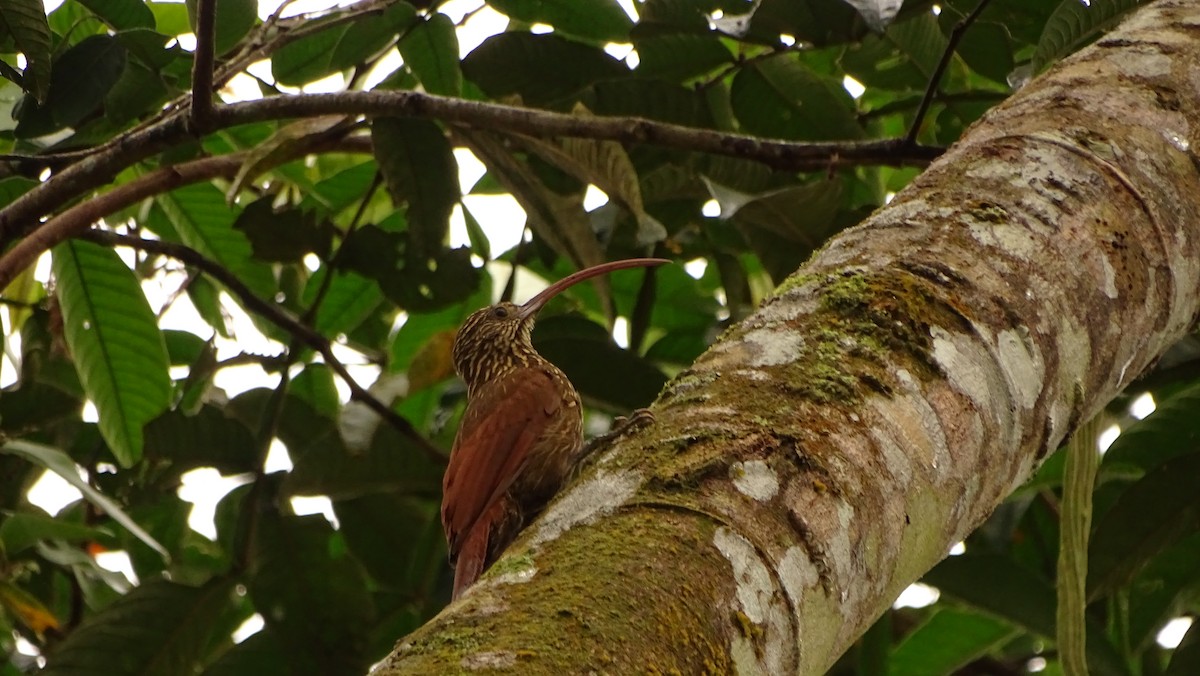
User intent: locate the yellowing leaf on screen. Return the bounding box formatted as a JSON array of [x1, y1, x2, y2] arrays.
[[408, 330, 456, 393], [0, 580, 60, 635]]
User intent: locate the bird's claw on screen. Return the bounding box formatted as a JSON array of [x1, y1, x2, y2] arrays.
[[610, 408, 655, 437], [573, 408, 656, 476]]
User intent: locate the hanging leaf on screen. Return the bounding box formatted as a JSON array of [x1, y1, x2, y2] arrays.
[[40, 577, 237, 675], [731, 55, 863, 141], [77, 0, 155, 30], [2, 439, 167, 558], [0, 0, 52, 102], [371, 117, 460, 259], [246, 514, 375, 674], [924, 554, 1128, 676], [15, 35, 127, 138], [889, 607, 1018, 676], [0, 581, 60, 635], [1033, 0, 1143, 72], [156, 182, 278, 300], [184, 0, 257, 56], [233, 198, 334, 263], [52, 240, 171, 467], [272, 2, 416, 85], [462, 32, 628, 105], [459, 128, 612, 311], [1087, 452, 1200, 598], [518, 112, 668, 245], [0, 512, 109, 556], [487, 0, 634, 42], [532, 315, 667, 411], [397, 12, 462, 96]]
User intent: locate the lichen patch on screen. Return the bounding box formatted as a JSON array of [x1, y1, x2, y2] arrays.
[[713, 527, 791, 674], [996, 328, 1044, 410], [531, 469, 642, 546], [930, 328, 994, 410], [714, 528, 774, 624], [741, 327, 805, 367], [731, 460, 780, 501], [461, 651, 517, 669]]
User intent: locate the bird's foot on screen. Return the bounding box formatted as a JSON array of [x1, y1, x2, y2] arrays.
[[573, 408, 656, 476]]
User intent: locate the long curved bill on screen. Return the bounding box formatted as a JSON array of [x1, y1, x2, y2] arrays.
[[518, 258, 670, 320]]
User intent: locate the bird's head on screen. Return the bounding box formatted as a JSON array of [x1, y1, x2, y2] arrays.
[[451, 258, 669, 392]]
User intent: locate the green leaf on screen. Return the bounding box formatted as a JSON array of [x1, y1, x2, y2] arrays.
[[390, 276, 490, 371], [77, 0, 155, 30], [1127, 533, 1200, 652], [298, 161, 379, 217], [0, 0, 52, 102], [708, 177, 846, 282], [0, 512, 108, 555], [462, 32, 627, 105], [1102, 381, 1200, 474], [203, 629, 290, 676], [290, 364, 340, 419], [633, 33, 731, 82], [1087, 452, 1200, 598], [371, 118, 460, 258], [460, 129, 609, 308], [746, 0, 865, 48], [1033, 0, 1142, 72], [1166, 616, 1200, 676], [15, 34, 127, 138], [533, 315, 668, 411], [143, 406, 259, 480], [2, 439, 167, 558], [731, 55, 863, 141], [924, 554, 1129, 676], [334, 494, 443, 590], [519, 126, 667, 246], [233, 198, 333, 263], [52, 239, 171, 466], [304, 270, 385, 337], [938, 9, 1014, 85], [271, 2, 416, 86], [104, 60, 169, 125], [147, 1, 191, 35], [890, 607, 1018, 676], [247, 514, 374, 675], [841, 12, 947, 91], [284, 417, 443, 499], [396, 12, 462, 97], [41, 577, 236, 676], [488, 0, 633, 42], [185, 0, 257, 56], [156, 182, 277, 300]]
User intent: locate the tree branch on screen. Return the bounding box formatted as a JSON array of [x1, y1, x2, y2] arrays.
[[190, 0, 218, 133], [0, 87, 943, 247], [0, 135, 371, 291], [80, 230, 447, 465]]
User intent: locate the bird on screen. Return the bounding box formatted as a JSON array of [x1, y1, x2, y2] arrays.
[[441, 258, 668, 600]]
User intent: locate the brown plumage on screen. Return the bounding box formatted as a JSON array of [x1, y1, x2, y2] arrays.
[[441, 258, 668, 600]]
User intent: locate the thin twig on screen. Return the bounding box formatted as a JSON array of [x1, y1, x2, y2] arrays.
[[80, 230, 447, 465], [904, 0, 997, 146], [190, 0, 218, 132]]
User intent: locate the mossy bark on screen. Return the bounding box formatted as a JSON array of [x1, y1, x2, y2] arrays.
[[379, 2, 1200, 673]]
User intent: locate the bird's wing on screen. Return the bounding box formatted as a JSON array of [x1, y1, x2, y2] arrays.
[[441, 366, 562, 564]]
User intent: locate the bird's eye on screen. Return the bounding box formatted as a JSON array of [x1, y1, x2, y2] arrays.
[[492, 306, 508, 318]]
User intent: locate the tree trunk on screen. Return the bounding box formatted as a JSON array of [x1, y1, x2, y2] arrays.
[[378, 1, 1200, 672]]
